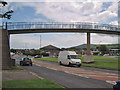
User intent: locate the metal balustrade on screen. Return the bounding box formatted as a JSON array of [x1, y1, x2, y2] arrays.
[[2, 22, 119, 32]]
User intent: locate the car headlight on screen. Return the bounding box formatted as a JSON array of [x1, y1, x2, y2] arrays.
[[72, 61, 74, 63]]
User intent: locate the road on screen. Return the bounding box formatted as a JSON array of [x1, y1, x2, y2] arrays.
[[22, 64, 113, 88], [14, 55, 118, 88]]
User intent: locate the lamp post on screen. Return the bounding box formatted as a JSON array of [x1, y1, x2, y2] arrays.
[[99, 41, 102, 45], [34, 34, 42, 56], [40, 35, 41, 49]]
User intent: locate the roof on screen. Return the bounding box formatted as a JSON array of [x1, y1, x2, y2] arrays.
[[41, 45, 60, 50], [109, 49, 120, 51]]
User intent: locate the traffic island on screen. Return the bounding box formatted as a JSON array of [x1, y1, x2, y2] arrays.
[[83, 55, 94, 63]]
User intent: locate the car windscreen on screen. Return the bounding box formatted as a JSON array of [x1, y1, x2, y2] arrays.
[[24, 58, 31, 61], [69, 55, 79, 59]]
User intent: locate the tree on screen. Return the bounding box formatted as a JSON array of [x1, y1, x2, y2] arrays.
[[10, 48, 16, 53], [99, 45, 109, 55], [0, 0, 14, 19]]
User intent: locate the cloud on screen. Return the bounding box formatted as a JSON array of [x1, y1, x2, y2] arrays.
[[109, 20, 118, 25], [33, 2, 103, 22], [91, 33, 118, 44], [6, 0, 119, 2], [9, 1, 118, 24]]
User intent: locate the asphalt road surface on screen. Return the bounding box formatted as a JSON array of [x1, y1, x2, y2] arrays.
[[22, 64, 113, 88], [14, 55, 117, 88]]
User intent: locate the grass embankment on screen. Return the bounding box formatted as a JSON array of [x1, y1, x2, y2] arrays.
[[3, 79, 63, 88], [36, 56, 119, 70]]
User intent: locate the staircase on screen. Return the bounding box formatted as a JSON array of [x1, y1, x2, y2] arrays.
[[0, 28, 11, 70]]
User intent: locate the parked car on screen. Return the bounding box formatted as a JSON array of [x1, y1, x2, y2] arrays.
[[113, 80, 120, 90], [103, 54, 109, 56], [34, 55, 41, 58], [20, 57, 32, 66], [58, 51, 81, 67]]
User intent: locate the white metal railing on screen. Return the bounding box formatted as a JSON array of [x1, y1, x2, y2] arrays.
[[2, 22, 119, 32]]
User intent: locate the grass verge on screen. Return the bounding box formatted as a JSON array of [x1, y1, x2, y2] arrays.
[[36, 57, 58, 63], [36, 56, 119, 70], [93, 56, 118, 61], [11, 66, 24, 70], [3, 79, 63, 88], [82, 61, 119, 70]]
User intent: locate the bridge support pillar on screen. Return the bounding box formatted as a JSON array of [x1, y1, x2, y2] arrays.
[[0, 28, 12, 70], [87, 32, 90, 55], [83, 32, 94, 63]]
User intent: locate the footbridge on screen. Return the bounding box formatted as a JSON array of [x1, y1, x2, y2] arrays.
[[1, 22, 120, 69], [4, 22, 119, 34]]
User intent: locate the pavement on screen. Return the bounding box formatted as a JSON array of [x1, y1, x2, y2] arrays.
[[2, 69, 43, 81]]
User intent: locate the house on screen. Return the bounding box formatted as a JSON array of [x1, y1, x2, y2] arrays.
[[91, 50, 100, 55], [109, 49, 120, 56], [41, 45, 60, 57]]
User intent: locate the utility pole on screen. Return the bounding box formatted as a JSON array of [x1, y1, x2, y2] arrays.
[[40, 35, 41, 49], [39, 35, 41, 57]]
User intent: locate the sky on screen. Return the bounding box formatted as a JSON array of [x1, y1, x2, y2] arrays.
[[1, 0, 119, 49]]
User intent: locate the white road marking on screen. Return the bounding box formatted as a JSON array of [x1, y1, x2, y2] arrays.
[[106, 81, 116, 85], [29, 71, 44, 79]]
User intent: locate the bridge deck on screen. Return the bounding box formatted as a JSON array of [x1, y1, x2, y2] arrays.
[[8, 28, 120, 35]]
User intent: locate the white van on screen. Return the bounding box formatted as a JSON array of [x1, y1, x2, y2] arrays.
[[58, 51, 81, 67]]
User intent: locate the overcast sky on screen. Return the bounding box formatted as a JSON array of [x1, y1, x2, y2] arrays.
[[2, 0, 119, 49]]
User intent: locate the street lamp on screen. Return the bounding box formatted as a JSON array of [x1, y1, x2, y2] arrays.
[[0, 0, 14, 19], [0, 1, 7, 6], [99, 41, 102, 45], [34, 34, 42, 56], [40, 35, 41, 49], [34, 34, 42, 49]]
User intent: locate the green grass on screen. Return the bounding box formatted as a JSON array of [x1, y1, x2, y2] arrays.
[[36, 57, 58, 63], [36, 56, 119, 70], [82, 61, 119, 70], [93, 56, 119, 61], [11, 66, 24, 70], [3, 79, 63, 88], [80, 56, 119, 70]]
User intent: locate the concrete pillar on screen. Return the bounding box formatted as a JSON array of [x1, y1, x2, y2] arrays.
[[0, 27, 2, 89], [83, 32, 94, 63], [1, 28, 11, 69], [0, 27, 2, 70], [87, 32, 91, 55]]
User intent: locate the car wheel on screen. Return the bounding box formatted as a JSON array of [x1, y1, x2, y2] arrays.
[[69, 62, 71, 67], [59, 61, 62, 65], [20, 62, 23, 66], [21, 62, 24, 66], [78, 64, 81, 67], [20, 62, 21, 66]]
